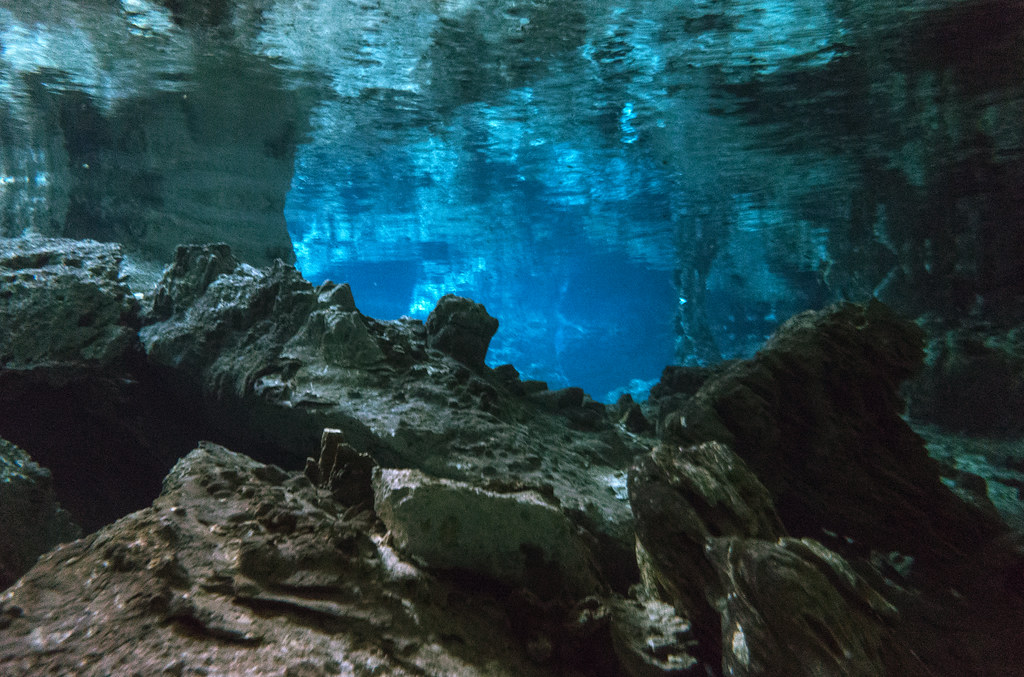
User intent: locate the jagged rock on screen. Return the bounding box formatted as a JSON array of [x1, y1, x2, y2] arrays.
[[646, 364, 730, 437], [628, 442, 787, 660], [304, 428, 376, 507], [0, 442, 598, 676], [139, 243, 647, 594], [0, 439, 80, 590], [662, 300, 1005, 575], [148, 242, 242, 320], [373, 467, 601, 598], [425, 293, 500, 369], [628, 441, 930, 675], [616, 399, 651, 435], [0, 235, 139, 371]]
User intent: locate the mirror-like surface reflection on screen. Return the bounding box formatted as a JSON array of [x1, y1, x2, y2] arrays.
[[2, 0, 1021, 400]]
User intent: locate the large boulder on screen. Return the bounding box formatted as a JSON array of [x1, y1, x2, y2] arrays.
[[425, 294, 499, 369], [627, 443, 927, 676], [628, 442, 785, 644], [0, 438, 80, 590], [705, 536, 922, 677], [662, 300, 1005, 576], [373, 467, 601, 598], [0, 235, 139, 373]]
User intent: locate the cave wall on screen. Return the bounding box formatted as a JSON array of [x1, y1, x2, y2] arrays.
[[0, 1, 314, 267]]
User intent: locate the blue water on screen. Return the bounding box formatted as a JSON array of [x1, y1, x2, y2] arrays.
[[286, 142, 681, 401], [279, 0, 861, 400], [2, 0, 1020, 401]]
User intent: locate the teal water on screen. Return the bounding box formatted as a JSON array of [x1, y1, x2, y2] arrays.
[[2, 0, 1022, 401]]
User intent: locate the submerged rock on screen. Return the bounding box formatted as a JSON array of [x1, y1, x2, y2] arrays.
[[0, 439, 80, 591], [628, 441, 785, 647], [0, 442, 580, 675], [0, 235, 139, 372], [662, 300, 1005, 576], [3, 239, 1022, 676], [0, 236, 172, 530], [139, 243, 646, 593], [373, 466, 601, 598], [706, 536, 920, 677], [425, 293, 500, 369], [608, 597, 701, 677]]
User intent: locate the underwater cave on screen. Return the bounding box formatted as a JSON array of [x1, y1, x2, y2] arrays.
[[2, 1, 1024, 675]]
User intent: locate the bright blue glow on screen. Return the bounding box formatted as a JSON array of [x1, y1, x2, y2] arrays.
[[286, 108, 681, 400], [282, 0, 851, 400]]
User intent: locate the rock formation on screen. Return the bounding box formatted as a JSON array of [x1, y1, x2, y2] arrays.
[[660, 300, 1005, 576], [1, 237, 1023, 676], [0, 441, 615, 676]]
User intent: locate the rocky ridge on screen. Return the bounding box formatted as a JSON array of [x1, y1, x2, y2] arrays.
[[1, 236, 1022, 676]]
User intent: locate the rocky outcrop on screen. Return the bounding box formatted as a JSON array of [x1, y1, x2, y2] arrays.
[[626, 440, 927, 675], [373, 467, 601, 597], [0, 236, 174, 530], [629, 442, 785, 645], [138, 243, 647, 592], [425, 294, 500, 370], [703, 536, 920, 677], [661, 300, 1005, 576], [0, 235, 139, 372], [0, 442, 623, 676], [3, 239, 1023, 676], [0, 439, 79, 591]]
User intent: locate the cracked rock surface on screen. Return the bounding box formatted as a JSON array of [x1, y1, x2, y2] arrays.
[[0, 442, 614, 676]]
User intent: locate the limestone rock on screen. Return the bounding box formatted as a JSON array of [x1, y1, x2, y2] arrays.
[[304, 428, 376, 507], [628, 442, 786, 658], [138, 244, 646, 593], [628, 441, 929, 675], [0, 442, 579, 676], [608, 597, 702, 677], [425, 294, 499, 369], [0, 235, 139, 371], [706, 536, 923, 677], [373, 467, 601, 597], [662, 300, 1005, 575], [148, 242, 241, 320], [0, 439, 80, 590]]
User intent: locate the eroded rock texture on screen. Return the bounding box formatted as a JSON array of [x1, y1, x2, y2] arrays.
[[631, 301, 1024, 676], [0, 439, 79, 591], [2, 240, 1023, 677], [139, 242, 646, 592], [627, 440, 925, 675], [662, 300, 1004, 575], [0, 442, 628, 677]]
